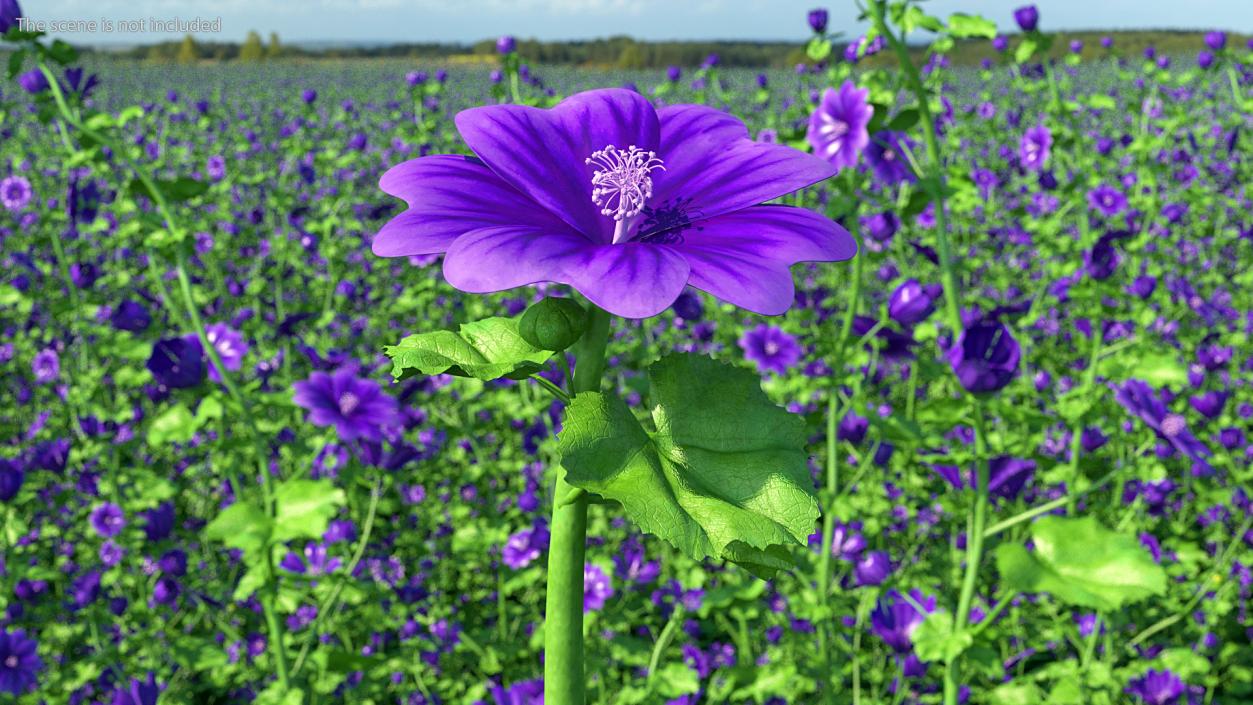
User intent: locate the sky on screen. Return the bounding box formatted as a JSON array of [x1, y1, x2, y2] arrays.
[[29, 0, 1253, 45]]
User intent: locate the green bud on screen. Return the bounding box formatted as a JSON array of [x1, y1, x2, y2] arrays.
[[518, 297, 587, 351]]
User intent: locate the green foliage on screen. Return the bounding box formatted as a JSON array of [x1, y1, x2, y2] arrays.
[[558, 354, 818, 577], [384, 317, 555, 381], [996, 516, 1168, 611]]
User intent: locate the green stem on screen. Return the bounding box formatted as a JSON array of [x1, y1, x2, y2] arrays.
[[544, 307, 611, 705], [944, 405, 991, 705], [817, 210, 862, 702]]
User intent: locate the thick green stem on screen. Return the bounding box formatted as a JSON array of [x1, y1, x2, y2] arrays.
[[544, 307, 611, 705]]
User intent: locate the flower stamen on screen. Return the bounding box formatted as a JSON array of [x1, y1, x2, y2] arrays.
[[586, 144, 665, 234]]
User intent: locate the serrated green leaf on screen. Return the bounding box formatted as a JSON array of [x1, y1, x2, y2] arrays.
[[996, 516, 1167, 611], [558, 354, 818, 578], [273, 479, 346, 542], [384, 317, 554, 381]]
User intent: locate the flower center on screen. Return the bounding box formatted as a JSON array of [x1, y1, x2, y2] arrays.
[[1160, 413, 1186, 437], [587, 144, 665, 226], [764, 341, 780, 356], [338, 392, 360, 416], [4, 655, 17, 668], [822, 117, 849, 139]]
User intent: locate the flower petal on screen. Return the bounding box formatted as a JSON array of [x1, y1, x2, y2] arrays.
[[649, 109, 837, 229], [442, 225, 591, 293], [668, 205, 857, 315], [559, 243, 691, 319], [675, 205, 858, 263], [373, 155, 569, 257], [454, 89, 660, 243]]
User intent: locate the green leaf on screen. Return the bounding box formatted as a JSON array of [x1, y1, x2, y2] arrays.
[[273, 479, 346, 542], [655, 662, 700, 698], [806, 38, 832, 62], [910, 610, 972, 662], [558, 354, 818, 577], [1015, 37, 1039, 63], [146, 404, 198, 445], [204, 501, 273, 559], [989, 682, 1044, 705], [946, 13, 997, 39], [384, 317, 554, 381], [996, 516, 1167, 611], [887, 108, 920, 132], [128, 176, 209, 203], [1099, 350, 1187, 387], [254, 683, 306, 705]]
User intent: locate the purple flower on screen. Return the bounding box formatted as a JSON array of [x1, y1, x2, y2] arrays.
[[1198, 51, 1215, 69], [0, 458, 23, 502], [293, 368, 401, 442], [147, 337, 205, 389], [206, 155, 226, 181], [31, 348, 59, 384], [888, 279, 941, 325], [301, 89, 317, 104], [871, 589, 935, 653], [1189, 390, 1226, 420], [1013, 5, 1039, 32], [807, 8, 828, 34], [17, 69, 48, 94], [1087, 184, 1127, 217], [583, 564, 614, 612], [1115, 380, 1212, 470], [110, 674, 160, 705], [502, 522, 549, 570], [496, 35, 516, 54], [373, 89, 854, 319], [141, 502, 175, 542], [1069, 39, 1083, 54], [1084, 231, 1125, 280], [0, 628, 42, 695], [993, 35, 1008, 52], [204, 323, 247, 383], [666, 65, 681, 82], [854, 551, 891, 586], [1204, 31, 1226, 51], [807, 82, 873, 172], [90, 502, 125, 538], [865, 131, 916, 185], [1019, 124, 1051, 171], [738, 324, 801, 375], [0, 175, 32, 211], [1126, 669, 1186, 705], [111, 300, 152, 332], [63, 68, 99, 99], [947, 319, 1020, 393], [0, 0, 21, 34], [491, 678, 543, 705]]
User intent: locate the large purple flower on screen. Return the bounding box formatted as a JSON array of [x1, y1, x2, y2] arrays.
[[1126, 669, 1185, 705], [0, 0, 22, 35], [1115, 380, 1212, 471], [870, 589, 936, 653], [373, 89, 854, 319], [1088, 184, 1127, 217], [947, 319, 1020, 393], [293, 368, 402, 442], [807, 82, 873, 172]]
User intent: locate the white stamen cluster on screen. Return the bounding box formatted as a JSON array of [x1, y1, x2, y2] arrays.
[[586, 144, 665, 222]]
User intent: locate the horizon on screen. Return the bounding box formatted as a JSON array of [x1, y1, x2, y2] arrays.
[[28, 0, 1253, 46]]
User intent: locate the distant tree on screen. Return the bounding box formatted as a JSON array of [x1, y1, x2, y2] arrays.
[[239, 31, 264, 61], [177, 34, 197, 64], [267, 32, 282, 58], [617, 42, 645, 69]]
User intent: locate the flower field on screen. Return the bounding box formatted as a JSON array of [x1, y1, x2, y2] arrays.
[[1, 2, 1252, 704]]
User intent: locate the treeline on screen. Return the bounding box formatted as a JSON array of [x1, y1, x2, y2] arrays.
[[96, 30, 1247, 68]]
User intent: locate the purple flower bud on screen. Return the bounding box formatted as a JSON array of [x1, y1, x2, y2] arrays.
[[666, 65, 681, 82], [18, 69, 49, 95], [992, 35, 1009, 52], [854, 551, 891, 586], [1013, 5, 1039, 32], [0, 0, 21, 34], [1198, 51, 1215, 69], [496, 35, 516, 54], [888, 279, 941, 325], [807, 8, 829, 34], [1204, 31, 1226, 50]]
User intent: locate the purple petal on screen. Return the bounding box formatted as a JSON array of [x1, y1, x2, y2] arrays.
[[560, 243, 690, 319], [373, 155, 568, 257], [671, 206, 854, 316], [442, 225, 591, 293], [649, 108, 837, 228], [454, 89, 660, 243]]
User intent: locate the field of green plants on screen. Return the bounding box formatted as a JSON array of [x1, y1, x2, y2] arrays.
[[2, 2, 1252, 704]]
